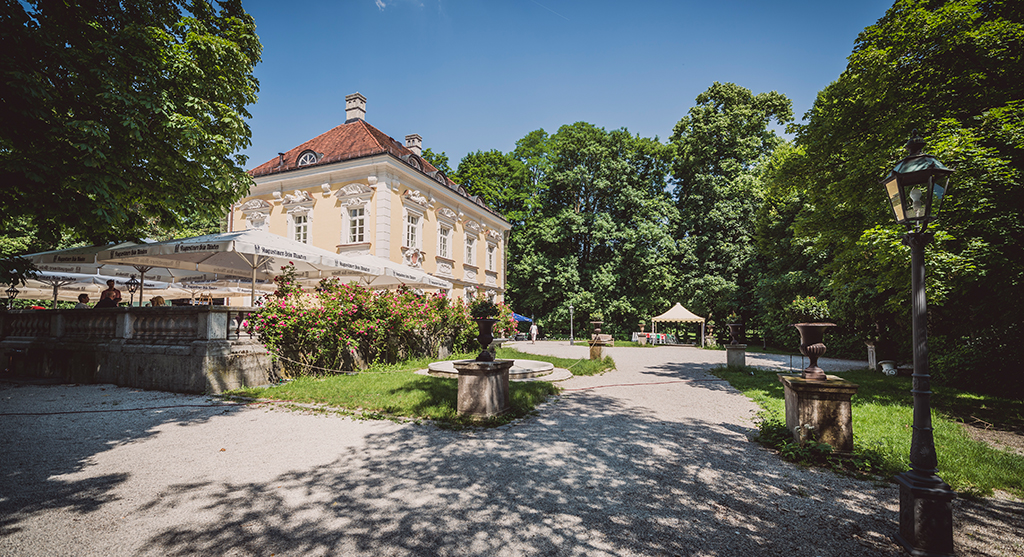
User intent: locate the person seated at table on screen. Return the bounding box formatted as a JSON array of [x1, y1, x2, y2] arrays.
[[75, 294, 91, 309], [100, 279, 121, 305], [149, 296, 165, 307], [94, 296, 117, 309]]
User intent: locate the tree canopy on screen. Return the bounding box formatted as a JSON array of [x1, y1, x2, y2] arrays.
[[771, 0, 1024, 392], [669, 82, 793, 320], [0, 0, 262, 253]]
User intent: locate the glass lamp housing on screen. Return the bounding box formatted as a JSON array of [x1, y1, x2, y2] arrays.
[[881, 135, 953, 231]]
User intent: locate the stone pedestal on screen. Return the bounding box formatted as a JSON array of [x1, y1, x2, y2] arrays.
[[726, 344, 746, 368], [453, 359, 514, 419], [778, 374, 859, 453], [866, 342, 877, 371], [589, 343, 603, 360]]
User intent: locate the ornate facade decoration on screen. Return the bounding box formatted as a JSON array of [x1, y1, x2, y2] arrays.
[[463, 266, 477, 281], [436, 261, 453, 277], [463, 219, 481, 234], [403, 189, 429, 208], [283, 190, 315, 215], [487, 229, 502, 241], [402, 247, 426, 268], [241, 199, 271, 231], [436, 207, 457, 222], [283, 190, 314, 205], [335, 182, 374, 209]]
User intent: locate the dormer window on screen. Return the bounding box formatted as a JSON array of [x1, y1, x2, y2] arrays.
[[297, 150, 318, 167]]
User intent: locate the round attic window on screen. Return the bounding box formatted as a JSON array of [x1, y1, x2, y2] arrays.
[[297, 151, 318, 166]]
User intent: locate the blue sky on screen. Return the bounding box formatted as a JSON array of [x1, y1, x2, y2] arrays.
[[240, 0, 896, 171]]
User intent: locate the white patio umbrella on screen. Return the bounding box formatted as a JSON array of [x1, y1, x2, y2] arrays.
[[20, 271, 180, 306], [26, 242, 219, 305], [96, 230, 384, 301], [329, 253, 453, 290]]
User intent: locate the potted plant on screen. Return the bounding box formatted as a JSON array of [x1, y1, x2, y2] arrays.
[[469, 298, 499, 361], [786, 296, 835, 381]]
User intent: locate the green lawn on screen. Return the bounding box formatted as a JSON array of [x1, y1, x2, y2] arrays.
[[225, 350, 614, 428], [710, 366, 1024, 498]]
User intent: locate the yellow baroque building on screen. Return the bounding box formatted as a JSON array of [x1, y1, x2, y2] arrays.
[[229, 93, 510, 302]]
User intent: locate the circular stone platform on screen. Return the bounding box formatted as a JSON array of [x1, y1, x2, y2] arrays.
[[426, 359, 570, 382]]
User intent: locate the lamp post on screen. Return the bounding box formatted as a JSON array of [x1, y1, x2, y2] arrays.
[[568, 304, 574, 345], [6, 284, 19, 309], [126, 275, 140, 307], [882, 131, 956, 557]]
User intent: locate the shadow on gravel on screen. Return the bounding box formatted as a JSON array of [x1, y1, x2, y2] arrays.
[[0, 383, 238, 538], [135, 393, 904, 557]]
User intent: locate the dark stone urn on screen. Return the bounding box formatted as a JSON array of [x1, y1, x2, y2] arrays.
[[474, 318, 498, 361], [727, 323, 744, 345], [793, 323, 836, 381]]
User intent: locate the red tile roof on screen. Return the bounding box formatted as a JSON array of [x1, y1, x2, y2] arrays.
[[249, 119, 449, 183], [247, 119, 504, 220]]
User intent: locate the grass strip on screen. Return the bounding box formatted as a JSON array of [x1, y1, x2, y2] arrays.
[[710, 366, 1024, 499]]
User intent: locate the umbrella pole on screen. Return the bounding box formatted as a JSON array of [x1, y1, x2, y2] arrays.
[[250, 260, 256, 305], [139, 271, 145, 307], [52, 284, 58, 308]]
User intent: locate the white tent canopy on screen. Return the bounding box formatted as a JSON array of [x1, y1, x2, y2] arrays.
[[651, 303, 706, 346]]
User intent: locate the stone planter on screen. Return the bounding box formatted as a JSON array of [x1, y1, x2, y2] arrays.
[[879, 360, 897, 376], [474, 318, 497, 362], [589, 321, 605, 360], [727, 323, 743, 345], [793, 322, 836, 381]]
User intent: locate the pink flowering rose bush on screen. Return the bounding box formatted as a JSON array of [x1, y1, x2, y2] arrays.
[[247, 264, 516, 375]]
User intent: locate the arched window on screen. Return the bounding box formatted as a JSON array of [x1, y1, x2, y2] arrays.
[[297, 150, 318, 166]]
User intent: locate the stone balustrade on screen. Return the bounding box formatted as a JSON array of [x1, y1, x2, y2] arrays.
[[1, 306, 272, 394]]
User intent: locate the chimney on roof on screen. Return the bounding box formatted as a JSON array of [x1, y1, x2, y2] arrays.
[[345, 92, 367, 122], [405, 134, 422, 156]]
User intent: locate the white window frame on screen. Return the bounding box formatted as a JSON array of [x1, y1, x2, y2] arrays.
[[486, 243, 496, 272], [405, 213, 420, 249], [438, 225, 451, 259], [465, 233, 476, 266], [292, 213, 309, 244], [348, 207, 366, 244]]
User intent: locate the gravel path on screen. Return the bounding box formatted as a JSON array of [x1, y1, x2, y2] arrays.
[[1, 342, 1021, 556]]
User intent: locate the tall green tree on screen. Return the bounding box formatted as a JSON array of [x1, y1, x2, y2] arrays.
[[511, 123, 677, 332], [0, 0, 261, 256], [669, 82, 793, 324], [456, 125, 676, 335], [791, 0, 1024, 392]]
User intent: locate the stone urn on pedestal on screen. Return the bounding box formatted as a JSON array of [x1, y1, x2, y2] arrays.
[[589, 313, 606, 360], [793, 322, 836, 381], [725, 313, 746, 368], [453, 300, 513, 419], [777, 296, 858, 455], [474, 318, 498, 362]]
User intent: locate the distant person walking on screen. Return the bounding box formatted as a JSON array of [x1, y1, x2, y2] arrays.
[[529, 322, 539, 344]]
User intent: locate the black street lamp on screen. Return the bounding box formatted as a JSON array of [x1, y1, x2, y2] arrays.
[[881, 131, 956, 557], [126, 275, 140, 307], [5, 284, 19, 309], [568, 304, 574, 345]]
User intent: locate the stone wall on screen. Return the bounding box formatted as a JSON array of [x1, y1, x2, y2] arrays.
[[0, 306, 274, 394]]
